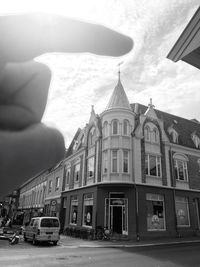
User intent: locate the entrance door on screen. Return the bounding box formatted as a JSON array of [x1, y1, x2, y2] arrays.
[[112, 206, 122, 234]]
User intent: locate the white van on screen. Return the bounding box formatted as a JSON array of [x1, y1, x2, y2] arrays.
[[24, 217, 60, 245]]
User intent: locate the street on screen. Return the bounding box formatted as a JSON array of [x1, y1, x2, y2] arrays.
[[0, 239, 200, 267]]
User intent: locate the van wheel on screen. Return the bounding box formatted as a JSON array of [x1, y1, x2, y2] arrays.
[[53, 241, 58, 246], [32, 236, 38, 245], [24, 233, 27, 242]]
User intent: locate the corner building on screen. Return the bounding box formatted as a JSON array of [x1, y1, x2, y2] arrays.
[[61, 73, 200, 240]]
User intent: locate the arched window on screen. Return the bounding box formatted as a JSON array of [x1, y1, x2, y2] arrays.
[[144, 126, 150, 141], [103, 121, 108, 137], [88, 127, 96, 147], [123, 120, 129, 136], [152, 128, 159, 143], [112, 119, 119, 135]]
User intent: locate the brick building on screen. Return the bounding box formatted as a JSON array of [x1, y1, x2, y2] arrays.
[[60, 72, 200, 240]]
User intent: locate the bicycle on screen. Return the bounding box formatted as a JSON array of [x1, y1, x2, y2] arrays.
[[96, 227, 112, 240]]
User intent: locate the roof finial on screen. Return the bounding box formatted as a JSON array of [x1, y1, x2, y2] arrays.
[[148, 98, 155, 109], [117, 61, 123, 81]]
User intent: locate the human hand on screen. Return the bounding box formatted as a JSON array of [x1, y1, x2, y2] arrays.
[[0, 13, 133, 198]]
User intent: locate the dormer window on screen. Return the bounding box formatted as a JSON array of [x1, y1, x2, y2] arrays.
[[112, 119, 119, 135], [152, 128, 159, 143], [191, 132, 200, 148], [168, 125, 178, 144]]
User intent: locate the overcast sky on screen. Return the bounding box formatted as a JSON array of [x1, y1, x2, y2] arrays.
[[2, 0, 200, 147]]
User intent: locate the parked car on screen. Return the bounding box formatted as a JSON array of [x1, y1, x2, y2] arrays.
[[23, 217, 60, 245]]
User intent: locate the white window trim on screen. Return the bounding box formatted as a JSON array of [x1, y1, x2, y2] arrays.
[[103, 150, 108, 174], [174, 158, 188, 182], [145, 154, 162, 178], [111, 150, 118, 173], [122, 150, 129, 173], [123, 120, 129, 136], [112, 119, 119, 135]]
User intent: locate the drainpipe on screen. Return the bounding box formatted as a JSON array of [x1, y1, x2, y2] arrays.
[[134, 184, 140, 241], [170, 147, 179, 237]]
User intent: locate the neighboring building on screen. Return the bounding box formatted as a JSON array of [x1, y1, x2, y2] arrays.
[[18, 171, 48, 224], [167, 6, 200, 69], [44, 161, 64, 218], [60, 72, 200, 240]]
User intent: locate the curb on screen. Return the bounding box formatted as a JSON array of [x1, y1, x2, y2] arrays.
[[60, 238, 200, 249]]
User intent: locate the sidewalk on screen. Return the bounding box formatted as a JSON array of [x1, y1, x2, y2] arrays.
[[59, 234, 200, 248]]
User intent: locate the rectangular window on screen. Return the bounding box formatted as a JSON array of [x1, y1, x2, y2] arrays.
[[103, 151, 108, 174], [123, 150, 129, 173], [66, 168, 70, 185], [88, 157, 95, 178], [111, 150, 118, 173], [145, 154, 161, 177], [70, 196, 78, 225], [48, 180, 52, 193], [82, 193, 94, 227], [74, 162, 80, 182], [146, 194, 165, 231], [55, 177, 60, 191], [174, 160, 188, 181], [175, 196, 190, 227]]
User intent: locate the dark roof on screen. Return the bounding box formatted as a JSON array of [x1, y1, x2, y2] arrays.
[[131, 103, 200, 150]]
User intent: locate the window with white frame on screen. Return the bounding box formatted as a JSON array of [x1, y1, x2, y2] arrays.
[[174, 154, 188, 182], [112, 119, 119, 135], [144, 124, 159, 143], [70, 196, 78, 225], [175, 196, 190, 227], [103, 151, 108, 174], [55, 177, 60, 191], [48, 180, 52, 193], [65, 166, 71, 186], [82, 193, 94, 227], [146, 193, 165, 231], [123, 150, 129, 173], [103, 121, 109, 137], [87, 157, 95, 178], [145, 154, 161, 177], [152, 128, 159, 143], [123, 120, 129, 136], [74, 160, 80, 182], [111, 150, 118, 173]]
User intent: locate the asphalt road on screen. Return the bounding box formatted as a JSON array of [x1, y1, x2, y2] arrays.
[[0, 239, 200, 267]]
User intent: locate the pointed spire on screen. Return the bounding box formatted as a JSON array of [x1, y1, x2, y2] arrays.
[[105, 65, 131, 111]]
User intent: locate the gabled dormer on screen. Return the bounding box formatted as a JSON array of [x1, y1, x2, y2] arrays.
[[191, 131, 200, 148], [167, 124, 179, 144]]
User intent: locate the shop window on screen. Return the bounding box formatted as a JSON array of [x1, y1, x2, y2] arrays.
[[70, 196, 78, 225], [146, 194, 165, 231], [111, 150, 118, 173], [87, 157, 95, 178], [103, 121, 109, 138], [55, 177, 60, 191], [175, 196, 190, 227], [103, 151, 108, 174], [123, 120, 129, 136], [145, 154, 161, 177], [82, 193, 94, 227], [173, 154, 188, 182], [123, 150, 129, 173], [112, 119, 119, 135]]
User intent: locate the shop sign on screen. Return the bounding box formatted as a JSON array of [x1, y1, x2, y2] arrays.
[[51, 200, 57, 206], [177, 209, 185, 220], [151, 215, 160, 226], [110, 199, 125, 206]]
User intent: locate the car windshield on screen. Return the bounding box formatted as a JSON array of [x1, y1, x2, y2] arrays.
[[40, 218, 59, 227]]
